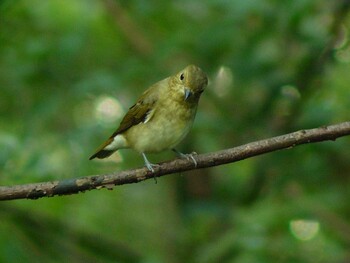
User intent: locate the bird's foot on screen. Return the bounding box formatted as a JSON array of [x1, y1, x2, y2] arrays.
[[145, 162, 160, 173], [142, 153, 159, 183], [172, 149, 198, 168]]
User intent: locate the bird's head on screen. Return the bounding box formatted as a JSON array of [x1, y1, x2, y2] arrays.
[[173, 65, 208, 101]]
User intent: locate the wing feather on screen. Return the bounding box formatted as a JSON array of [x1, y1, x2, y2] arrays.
[[89, 86, 159, 160], [112, 91, 157, 136]]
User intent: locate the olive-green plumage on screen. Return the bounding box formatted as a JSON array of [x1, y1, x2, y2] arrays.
[[89, 65, 208, 171]]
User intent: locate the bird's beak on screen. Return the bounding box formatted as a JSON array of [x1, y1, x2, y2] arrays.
[[184, 88, 192, 101]]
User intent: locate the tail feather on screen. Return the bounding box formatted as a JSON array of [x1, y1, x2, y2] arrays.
[[89, 134, 127, 160], [89, 137, 115, 160], [89, 149, 115, 160]]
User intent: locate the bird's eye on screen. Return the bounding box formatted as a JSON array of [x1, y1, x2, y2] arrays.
[[180, 73, 185, 81]]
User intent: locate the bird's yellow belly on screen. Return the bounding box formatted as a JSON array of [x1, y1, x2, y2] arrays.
[[125, 106, 196, 153]]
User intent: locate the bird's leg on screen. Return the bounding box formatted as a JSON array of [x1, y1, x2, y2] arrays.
[[172, 149, 197, 168], [141, 153, 159, 183]]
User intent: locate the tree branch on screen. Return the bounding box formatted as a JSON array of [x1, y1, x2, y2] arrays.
[[1, 121, 349, 201]]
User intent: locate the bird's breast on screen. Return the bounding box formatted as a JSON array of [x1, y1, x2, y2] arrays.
[[124, 98, 197, 153]]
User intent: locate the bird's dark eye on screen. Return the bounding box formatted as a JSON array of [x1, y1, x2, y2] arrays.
[[180, 73, 185, 81]]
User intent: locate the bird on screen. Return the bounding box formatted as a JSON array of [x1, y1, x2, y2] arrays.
[[89, 64, 208, 173]]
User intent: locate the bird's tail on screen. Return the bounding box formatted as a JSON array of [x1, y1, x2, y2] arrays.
[[89, 149, 116, 160], [89, 137, 116, 160], [89, 134, 127, 160]]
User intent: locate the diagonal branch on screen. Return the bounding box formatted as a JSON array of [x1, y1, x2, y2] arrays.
[[1, 121, 349, 201]]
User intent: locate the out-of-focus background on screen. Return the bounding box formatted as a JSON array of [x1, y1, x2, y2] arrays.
[[1, 0, 350, 262]]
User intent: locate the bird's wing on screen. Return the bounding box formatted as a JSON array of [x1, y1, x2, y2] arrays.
[[112, 88, 158, 136], [88, 93, 158, 160], [89, 80, 165, 160]]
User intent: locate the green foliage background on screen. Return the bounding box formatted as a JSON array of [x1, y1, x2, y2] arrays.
[[1, 0, 350, 262]]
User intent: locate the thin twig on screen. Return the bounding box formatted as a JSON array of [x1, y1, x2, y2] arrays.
[[0, 121, 349, 201]]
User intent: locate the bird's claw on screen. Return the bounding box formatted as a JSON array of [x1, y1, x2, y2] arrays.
[[145, 163, 160, 184], [182, 153, 197, 168], [142, 153, 160, 183], [173, 149, 198, 168], [145, 163, 160, 173]]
